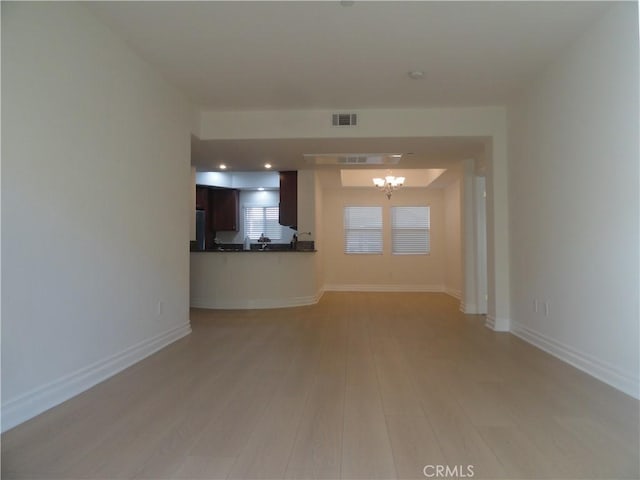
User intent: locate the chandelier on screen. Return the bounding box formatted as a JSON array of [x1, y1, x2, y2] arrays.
[[373, 175, 405, 199]]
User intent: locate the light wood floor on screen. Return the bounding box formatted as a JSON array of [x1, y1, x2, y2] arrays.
[[2, 293, 639, 479]]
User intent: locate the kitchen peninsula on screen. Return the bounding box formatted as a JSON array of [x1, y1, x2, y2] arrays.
[[190, 169, 322, 309], [190, 249, 319, 309]]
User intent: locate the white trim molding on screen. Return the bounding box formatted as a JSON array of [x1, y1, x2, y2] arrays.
[[191, 290, 324, 310], [460, 302, 480, 314], [485, 314, 511, 332], [324, 284, 444, 293], [1, 323, 192, 432], [445, 287, 462, 301], [511, 322, 639, 399]]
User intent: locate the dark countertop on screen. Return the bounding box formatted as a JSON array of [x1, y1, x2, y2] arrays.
[[191, 248, 316, 253], [190, 241, 315, 253]]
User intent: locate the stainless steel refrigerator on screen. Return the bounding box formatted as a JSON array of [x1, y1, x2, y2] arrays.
[[195, 210, 206, 250]]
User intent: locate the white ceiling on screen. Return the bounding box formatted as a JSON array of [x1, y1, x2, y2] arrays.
[[89, 1, 611, 180], [90, 1, 610, 110]]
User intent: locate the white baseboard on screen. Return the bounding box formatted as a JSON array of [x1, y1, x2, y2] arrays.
[[485, 314, 511, 332], [445, 287, 462, 300], [1, 322, 192, 433], [191, 290, 324, 310], [324, 284, 444, 293], [460, 302, 480, 314], [511, 322, 639, 399]]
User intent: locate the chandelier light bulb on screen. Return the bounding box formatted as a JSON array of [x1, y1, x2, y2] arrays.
[[373, 174, 406, 199]]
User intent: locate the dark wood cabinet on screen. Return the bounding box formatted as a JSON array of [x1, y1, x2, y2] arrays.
[[279, 171, 297, 229], [195, 186, 208, 210], [196, 185, 239, 249], [211, 188, 239, 232]]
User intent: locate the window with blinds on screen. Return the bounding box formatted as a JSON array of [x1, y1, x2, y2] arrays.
[[344, 206, 383, 254], [244, 206, 282, 240], [391, 206, 430, 254]]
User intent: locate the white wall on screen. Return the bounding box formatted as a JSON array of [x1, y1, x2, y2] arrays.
[[190, 166, 196, 241], [195, 171, 280, 190], [200, 107, 504, 140], [314, 172, 325, 295], [190, 252, 320, 309], [297, 169, 316, 240], [322, 187, 445, 291], [1, 3, 193, 430], [444, 178, 462, 300], [508, 3, 639, 397]]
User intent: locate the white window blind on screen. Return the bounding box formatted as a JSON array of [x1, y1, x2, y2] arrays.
[[244, 206, 282, 240], [392, 206, 430, 254], [344, 206, 383, 254]]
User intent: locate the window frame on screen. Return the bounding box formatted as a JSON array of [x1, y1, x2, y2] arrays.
[[343, 205, 383, 255], [391, 205, 431, 255], [243, 205, 282, 240]]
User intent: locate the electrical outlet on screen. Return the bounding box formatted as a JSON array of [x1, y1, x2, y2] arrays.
[[157, 300, 164, 316], [533, 299, 539, 313], [544, 302, 549, 317]]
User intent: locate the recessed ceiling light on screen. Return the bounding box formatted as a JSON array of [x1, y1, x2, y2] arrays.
[[408, 70, 425, 80], [264, 163, 272, 169], [219, 164, 227, 170], [391, 154, 402, 158], [258, 187, 265, 191]]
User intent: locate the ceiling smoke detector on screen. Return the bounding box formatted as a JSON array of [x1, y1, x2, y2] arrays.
[[408, 70, 425, 80]]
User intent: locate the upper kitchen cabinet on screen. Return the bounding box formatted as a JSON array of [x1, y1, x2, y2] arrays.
[[279, 171, 297, 229], [211, 188, 239, 232], [195, 185, 208, 210]]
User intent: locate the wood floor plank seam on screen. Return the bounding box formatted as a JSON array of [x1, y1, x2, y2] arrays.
[[367, 309, 404, 479]]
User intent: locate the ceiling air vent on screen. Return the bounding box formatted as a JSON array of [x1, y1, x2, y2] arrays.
[[332, 113, 357, 127], [304, 153, 401, 166], [338, 155, 377, 164]]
